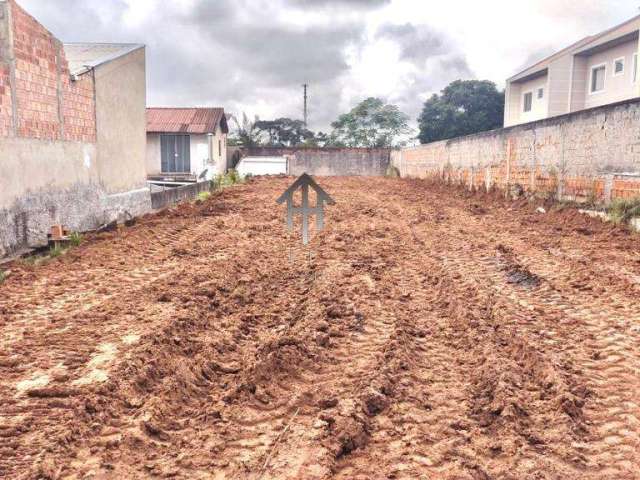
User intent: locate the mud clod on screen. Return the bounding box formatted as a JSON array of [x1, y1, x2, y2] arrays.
[[361, 389, 389, 417]]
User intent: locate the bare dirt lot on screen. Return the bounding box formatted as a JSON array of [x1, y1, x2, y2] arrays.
[[1, 176, 639, 479]]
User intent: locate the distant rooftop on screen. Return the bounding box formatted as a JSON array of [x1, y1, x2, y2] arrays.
[[63, 43, 144, 76], [147, 108, 229, 135]]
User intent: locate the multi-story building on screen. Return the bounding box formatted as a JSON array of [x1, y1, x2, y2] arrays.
[[505, 15, 640, 127]]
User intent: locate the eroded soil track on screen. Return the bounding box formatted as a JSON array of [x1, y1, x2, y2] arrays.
[[1, 177, 639, 479]]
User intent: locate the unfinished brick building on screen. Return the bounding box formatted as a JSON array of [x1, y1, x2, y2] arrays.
[[0, 0, 150, 257]]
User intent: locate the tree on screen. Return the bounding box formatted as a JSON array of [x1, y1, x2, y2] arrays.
[[330, 97, 411, 148], [418, 80, 504, 144], [304, 131, 334, 148], [254, 117, 314, 147], [228, 113, 264, 147]]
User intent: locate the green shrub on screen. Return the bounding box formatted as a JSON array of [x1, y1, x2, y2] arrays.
[[607, 197, 640, 224], [0, 270, 6, 284], [227, 168, 240, 184]]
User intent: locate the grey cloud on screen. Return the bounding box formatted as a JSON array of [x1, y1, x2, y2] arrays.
[[511, 47, 556, 75], [16, 0, 464, 131], [533, 0, 631, 32], [375, 22, 474, 122], [18, 0, 364, 130], [390, 54, 475, 123], [376, 23, 448, 62], [18, 0, 129, 41], [287, 0, 390, 9]]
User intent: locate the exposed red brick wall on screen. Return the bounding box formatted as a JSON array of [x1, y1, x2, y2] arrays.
[[420, 164, 639, 203], [612, 178, 640, 200], [0, 63, 12, 137], [4, 0, 96, 142], [61, 70, 95, 143]]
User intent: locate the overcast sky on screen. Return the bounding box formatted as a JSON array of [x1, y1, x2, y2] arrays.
[[20, 0, 637, 131]]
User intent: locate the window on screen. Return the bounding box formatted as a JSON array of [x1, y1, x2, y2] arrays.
[[523, 92, 533, 112], [590, 64, 606, 93], [537, 88, 544, 99], [160, 135, 191, 173], [219, 139, 222, 156], [614, 57, 625, 76], [634, 53, 638, 83]]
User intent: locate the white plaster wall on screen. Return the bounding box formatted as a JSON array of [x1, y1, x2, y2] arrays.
[[0, 137, 98, 210], [213, 125, 227, 175], [146, 133, 161, 175], [189, 133, 210, 176], [94, 47, 148, 194]]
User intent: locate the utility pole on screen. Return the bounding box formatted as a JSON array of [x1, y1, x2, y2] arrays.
[[302, 83, 308, 128]]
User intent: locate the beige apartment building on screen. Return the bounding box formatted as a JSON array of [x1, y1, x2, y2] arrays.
[[505, 15, 640, 127]]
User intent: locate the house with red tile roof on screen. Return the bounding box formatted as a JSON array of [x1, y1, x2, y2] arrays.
[[146, 107, 229, 182]]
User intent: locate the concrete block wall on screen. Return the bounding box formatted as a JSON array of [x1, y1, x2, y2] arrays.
[[393, 98, 640, 203], [288, 148, 391, 176], [150, 181, 213, 210], [238, 147, 391, 176]]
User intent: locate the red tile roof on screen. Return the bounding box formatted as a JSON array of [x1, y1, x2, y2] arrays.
[[146, 107, 228, 134]]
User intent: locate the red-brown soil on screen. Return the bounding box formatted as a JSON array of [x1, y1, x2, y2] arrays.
[[1, 177, 639, 479]]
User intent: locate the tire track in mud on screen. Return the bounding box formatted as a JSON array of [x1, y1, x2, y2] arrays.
[[328, 200, 585, 479], [1, 177, 639, 478], [0, 189, 274, 478], [212, 188, 414, 478], [454, 209, 638, 479], [396, 184, 640, 479]]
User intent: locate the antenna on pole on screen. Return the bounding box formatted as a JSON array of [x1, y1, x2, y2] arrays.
[[302, 83, 308, 128]]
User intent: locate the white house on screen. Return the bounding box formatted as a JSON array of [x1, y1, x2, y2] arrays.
[[146, 107, 228, 181], [505, 15, 640, 127]]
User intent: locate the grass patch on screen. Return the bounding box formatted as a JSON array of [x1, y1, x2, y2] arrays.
[[49, 244, 66, 258], [0, 270, 6, 284], [607, 197, 640, 224], [197, 191, 211, 202], [19, 254, 39, 266], [69, 231, 83, 247], [214, 169, 244, 189]]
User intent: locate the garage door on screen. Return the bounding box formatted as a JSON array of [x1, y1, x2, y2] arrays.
[[236, 156, 287, 176]]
